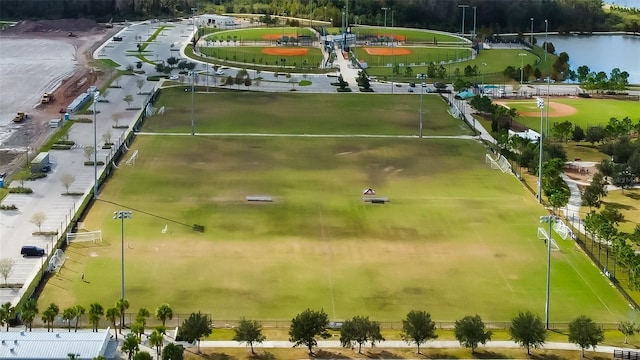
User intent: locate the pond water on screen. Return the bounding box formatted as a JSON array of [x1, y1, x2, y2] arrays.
[[545, 34, 640, 84]]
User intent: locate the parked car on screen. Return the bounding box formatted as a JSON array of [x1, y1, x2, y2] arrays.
[[21, 246, 45, 257]]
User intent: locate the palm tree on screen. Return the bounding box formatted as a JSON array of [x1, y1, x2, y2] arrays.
[[121, 333, 140, 360], [74, 305, 86, 332], [63, 307, 77, 332], [106, 307, 121, 340], [20, 299, 38, 331], [136, 308, 151, 337], [116, 298, 130, 332], [43, 303, 59, 332], [89, 303, 104, 332], [155, 304, 173, 327], [0, 302, 15, 331], [148, 329, 164, 359]]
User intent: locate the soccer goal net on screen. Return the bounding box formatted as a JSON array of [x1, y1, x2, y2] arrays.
[[47, 249, 66, 273], [553, 220, 572, 240], [66, 230, 102, 245], [485, 154, 510, 173], [538, 227, 560, 251]]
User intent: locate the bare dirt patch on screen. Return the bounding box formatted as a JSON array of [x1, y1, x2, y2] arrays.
[[363, 47, 412, 56], [262, 33, 297, 40], [496, 100, 578, 118], [379, 33, 407, 41], [260, 47, 309, 56], [0, 19, 118, 175]]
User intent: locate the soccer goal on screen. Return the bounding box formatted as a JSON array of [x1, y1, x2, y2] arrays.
[[485, 154, 510, 173], [66, 230, 102, 245], [553, 220, 572, 240], [538, 227, 560, 251], [46, 249, 66, 273]]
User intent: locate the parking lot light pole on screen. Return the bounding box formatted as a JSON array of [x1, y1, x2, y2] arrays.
[[540, 214, 557, 329], [544, 19, 549, 63], [113, 211, 133, 300], [536, 97, 544, 204], [92, 90, 100, 199]]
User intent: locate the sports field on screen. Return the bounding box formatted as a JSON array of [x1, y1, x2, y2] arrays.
[[356, 46, 472, 67], [497, 97, 640, 130], [206, 27, 316, 42], [199, 46, 323, 68], [38, 91, 635, 323], [353, 26, 460, 43]]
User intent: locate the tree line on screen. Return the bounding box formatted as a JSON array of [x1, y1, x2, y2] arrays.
[[0, 299, 184, 360], [1, 0, 637, 35]]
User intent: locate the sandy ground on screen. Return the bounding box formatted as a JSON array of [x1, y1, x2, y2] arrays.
[[0, 20, 118, 175]]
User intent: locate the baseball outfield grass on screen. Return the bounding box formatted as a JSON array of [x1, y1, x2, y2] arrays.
[[206, 27, 316, 42], [37, 91, 636, 325], [500, 97, 640, 130]]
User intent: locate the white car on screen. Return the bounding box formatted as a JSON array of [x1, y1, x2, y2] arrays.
[[215, 69, 225, 75], [169, 75, 179, 80]]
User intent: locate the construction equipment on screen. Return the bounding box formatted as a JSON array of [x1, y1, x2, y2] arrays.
[[105, 18, 114, 28], [13, 112, 28, 123], [41, 92, 54, 104]]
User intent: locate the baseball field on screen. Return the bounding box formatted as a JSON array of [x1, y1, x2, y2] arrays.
[[497, 97, 640, 130], [37, 90, 636, 325]]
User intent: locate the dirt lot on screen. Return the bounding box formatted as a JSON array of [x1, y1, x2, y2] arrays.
[[0, 19, 119, 175]]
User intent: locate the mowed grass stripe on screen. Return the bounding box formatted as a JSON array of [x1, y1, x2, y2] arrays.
[[146, 89, 471, 136], [38, 136, 633, 323]]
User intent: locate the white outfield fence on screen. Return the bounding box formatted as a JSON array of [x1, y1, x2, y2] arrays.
[[66, 230, 103, 245]]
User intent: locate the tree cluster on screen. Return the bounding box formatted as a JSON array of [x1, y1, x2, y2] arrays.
[[577, 66, 631, 92]]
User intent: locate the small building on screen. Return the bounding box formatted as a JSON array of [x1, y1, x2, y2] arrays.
[[0, 329, 116, 359], [66, 92, 91, 114], [509, 129, 540, 142], [198, 14, 237, 28]]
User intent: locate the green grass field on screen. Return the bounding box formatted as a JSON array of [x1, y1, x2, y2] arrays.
[[206, 27, 316, 42], [199, 46, 323, 68], [356, 47, 473, 68], [37, 92, 637, 325], [352, 26, 460, 43], [499, 97, 640, 130]]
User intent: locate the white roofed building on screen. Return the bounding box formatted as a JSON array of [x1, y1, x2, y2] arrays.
[[0, 329, 116, 360], [198, 14, 237, 28]]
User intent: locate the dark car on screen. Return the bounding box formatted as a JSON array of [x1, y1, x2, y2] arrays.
[[21, 246, 45, 257]]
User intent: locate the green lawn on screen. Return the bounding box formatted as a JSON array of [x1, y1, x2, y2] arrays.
[[37, 92, 636, 326], [199, 46, 323, 68], [145, 89, 470, 136], [499, 98, 640, 130], [353, 26, 460, 43], [206, 27, 316, 42]]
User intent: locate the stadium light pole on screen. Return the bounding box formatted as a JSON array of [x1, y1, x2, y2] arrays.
[[392, 9, 395, 94], [536, 97, 544, 204], [544, 19, 549, 63], [473, 6, 477, 41], [481, 62, 487, 90], [546, 75, 551, 137], [540, 214, 557, 329], [459, 5, 469, 38], [113, 211, 133, 300], [519, 53, 527, 85], [92, 90, 99, 200], [530, 17, 534, 45], [190, 70, 195, 135], [418, 74, 427, 138]]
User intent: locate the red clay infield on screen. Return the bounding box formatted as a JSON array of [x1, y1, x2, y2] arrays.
[[364, 47, 413, 56], [262, 33, 297, 40], [496, 101, 578, 117], [380, 33, 407, 41], [261, 47, 309, 56]]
